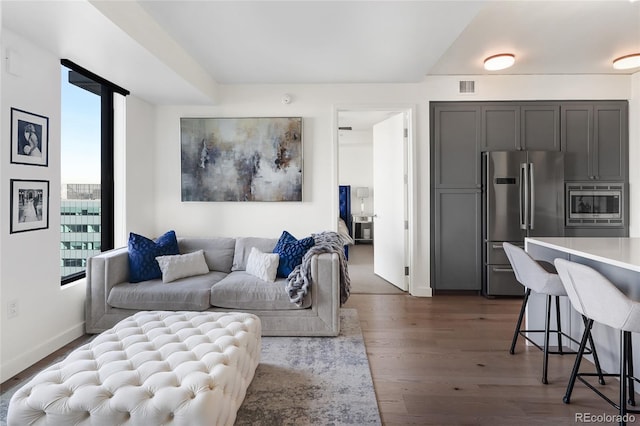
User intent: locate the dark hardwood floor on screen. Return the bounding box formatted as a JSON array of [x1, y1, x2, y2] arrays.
[[3, 294, 636, 425], [344, 293, 637, 425]]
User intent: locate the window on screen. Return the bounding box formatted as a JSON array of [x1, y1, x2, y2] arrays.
[[60, 60, 128, 284]]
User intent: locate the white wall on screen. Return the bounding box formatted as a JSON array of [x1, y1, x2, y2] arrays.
[[124, 95, 157, 240], [149, 75, 633, 300], [0, 29, 85, 382], [338, 129, 374, 214]]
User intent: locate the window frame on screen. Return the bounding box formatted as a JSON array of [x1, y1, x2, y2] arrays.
[[60, 60, 129, 285]]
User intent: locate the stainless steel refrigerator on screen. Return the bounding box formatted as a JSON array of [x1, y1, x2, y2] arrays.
[[482, 151, 565, 296]]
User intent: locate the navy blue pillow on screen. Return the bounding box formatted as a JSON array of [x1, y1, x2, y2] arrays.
[[128, 230, 180, 283], [273, 231, 314, 278]]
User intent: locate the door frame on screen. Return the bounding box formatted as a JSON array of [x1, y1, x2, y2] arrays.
[[333, 104, 417, 295]]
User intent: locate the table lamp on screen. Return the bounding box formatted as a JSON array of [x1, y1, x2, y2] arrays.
[[356, 187, 369, 214]]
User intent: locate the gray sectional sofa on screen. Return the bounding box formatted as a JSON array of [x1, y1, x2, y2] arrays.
[[85, 236, 340, 336]]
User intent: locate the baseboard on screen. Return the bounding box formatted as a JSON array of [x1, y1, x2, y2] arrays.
[[411, 287, 433, 297], [1, 321, 85, 383]]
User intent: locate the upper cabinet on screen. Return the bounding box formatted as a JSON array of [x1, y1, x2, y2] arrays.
[[482, 103, 560, 152], [562, 101, 628, 181], [433, 104, 481, 188]]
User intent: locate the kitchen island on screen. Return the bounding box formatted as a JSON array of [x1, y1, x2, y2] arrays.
[[525, 237, 640, 382]]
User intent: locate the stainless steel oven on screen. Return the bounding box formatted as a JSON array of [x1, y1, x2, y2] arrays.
[[566, 182, 624, 226]]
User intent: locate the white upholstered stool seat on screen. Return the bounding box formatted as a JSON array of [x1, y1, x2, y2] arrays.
[[7, 311, 261, 426], [555, 259, 640, 424], [503, 242, 603, 385]]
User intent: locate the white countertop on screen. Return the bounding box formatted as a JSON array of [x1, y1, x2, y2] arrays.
[[525, 237, 640, 273]]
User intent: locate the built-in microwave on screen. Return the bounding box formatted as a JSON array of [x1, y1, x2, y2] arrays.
[[566, 183, 624, 226]]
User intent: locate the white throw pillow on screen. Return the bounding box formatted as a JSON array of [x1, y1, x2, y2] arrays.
[[155, 250, 210, 283], [245, 247, 279, 282]]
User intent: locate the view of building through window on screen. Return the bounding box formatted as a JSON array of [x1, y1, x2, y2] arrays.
[[60, 184, 101, 277], [60, 65, 102, 280]]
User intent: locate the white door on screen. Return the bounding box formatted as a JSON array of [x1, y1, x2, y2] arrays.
[[373, 112, 407, 291]]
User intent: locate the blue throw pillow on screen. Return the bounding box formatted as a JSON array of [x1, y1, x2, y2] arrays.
[[128, 230, 180, 283], [273, 231, 314, 278]]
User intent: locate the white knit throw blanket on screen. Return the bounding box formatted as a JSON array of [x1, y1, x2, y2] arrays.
[[285, 231, 351, 307]]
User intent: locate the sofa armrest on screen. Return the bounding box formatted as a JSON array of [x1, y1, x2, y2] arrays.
[[309, 252, 340, 336], [85, 247, 129, 333]]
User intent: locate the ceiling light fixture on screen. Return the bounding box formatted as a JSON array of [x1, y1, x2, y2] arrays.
[[484, 53, 515, 71], [613, 53, 640, 70]]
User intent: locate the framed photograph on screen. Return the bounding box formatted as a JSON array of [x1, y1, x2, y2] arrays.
[[10, 179, 49, 234], [180, 117, 303, 202], [11, 107, 49, 167]]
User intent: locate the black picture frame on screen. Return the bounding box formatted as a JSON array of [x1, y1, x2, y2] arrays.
[[10, 179, 50, 234], [10, 107, 49, 167]]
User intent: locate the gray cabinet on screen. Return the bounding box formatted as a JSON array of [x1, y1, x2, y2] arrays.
[[521, 104, 560, 151], [433, 104, 481, 188], [434, 189, 482, 291], [562, 101, 628, 181], [482, 103, 560, 152], [481, 105, 519, 151]]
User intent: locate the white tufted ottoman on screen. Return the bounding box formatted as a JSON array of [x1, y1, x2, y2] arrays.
[[7, 311, 261, 426]]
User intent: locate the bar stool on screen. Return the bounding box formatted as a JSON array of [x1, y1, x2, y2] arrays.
[[503, 242, 604, 384], [555, 259, 640, 424]]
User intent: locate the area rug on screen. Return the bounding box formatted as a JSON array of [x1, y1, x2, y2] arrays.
[[1, 309, 380, 426]]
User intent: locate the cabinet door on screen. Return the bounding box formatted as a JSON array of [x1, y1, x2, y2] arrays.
[[433, 104, 481, 188], [434, 189, 481, 291], [594, 103, 627, 181], [561, 104, 592, 181], [521, 104, 560, 151], [481, 105, 519, 151]]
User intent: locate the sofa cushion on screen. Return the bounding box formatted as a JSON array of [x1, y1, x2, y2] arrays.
[[273, 231, 314, 278], [156, 250, 210, 283], [245, 247, 279, 282], [178, 237, 236, 273], [108, 271, 227, 311], [211, 271, 311, 310], [231, 237, 278, 271], [128, 230, 180, 283]]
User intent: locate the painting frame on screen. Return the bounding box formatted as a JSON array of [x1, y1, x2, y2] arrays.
[[10, 107, 49, 167], [180, 117, 303, 202], [10, 179, 50, 234]]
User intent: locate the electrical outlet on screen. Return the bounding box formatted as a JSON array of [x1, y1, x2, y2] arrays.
[[8, 299, 18, 318]]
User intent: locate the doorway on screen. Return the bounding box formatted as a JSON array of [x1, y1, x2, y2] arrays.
[[335, 105, 415, 294]]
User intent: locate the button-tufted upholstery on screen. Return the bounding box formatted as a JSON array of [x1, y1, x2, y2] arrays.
[[7, 311, 261, 426]]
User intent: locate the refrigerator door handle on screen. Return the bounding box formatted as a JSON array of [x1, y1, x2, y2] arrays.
[[529, 163, 535, 230], [520, 163, 528, 230]]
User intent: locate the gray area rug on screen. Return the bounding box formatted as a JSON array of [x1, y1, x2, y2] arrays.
[[1, 309, 380, 426], [236, 309, 381, 425]]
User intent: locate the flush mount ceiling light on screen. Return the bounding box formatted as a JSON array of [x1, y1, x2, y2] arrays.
[[484, 53, 515, 71], [613, 53, 640, 70]]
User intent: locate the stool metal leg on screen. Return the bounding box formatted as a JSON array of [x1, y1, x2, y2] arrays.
[[556, 296, 564, 355], [563, 318, 593, 404], [583, 315, 606, 386], [542, 294, 552, 384], [620, 330, 628, 425], [627, 332, 635, 406], [510, 289, 530, 355]]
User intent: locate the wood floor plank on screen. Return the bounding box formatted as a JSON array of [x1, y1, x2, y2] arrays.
[[344, 293, 639, 425]]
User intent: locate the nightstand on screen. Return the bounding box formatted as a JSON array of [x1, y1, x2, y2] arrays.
[[352, 214, 374, 244]]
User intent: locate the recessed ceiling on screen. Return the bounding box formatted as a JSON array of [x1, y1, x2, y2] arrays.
[[138, 0, 640, 82], [2, 0, 638, 105]]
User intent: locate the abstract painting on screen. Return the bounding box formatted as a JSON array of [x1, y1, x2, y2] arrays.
[[180, 117, 303, 202]]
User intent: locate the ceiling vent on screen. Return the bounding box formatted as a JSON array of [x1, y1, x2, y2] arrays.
[[459, 80, 475, 94]]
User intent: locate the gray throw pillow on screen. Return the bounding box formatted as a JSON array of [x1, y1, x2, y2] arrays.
[[231, 237, 278, 271]]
